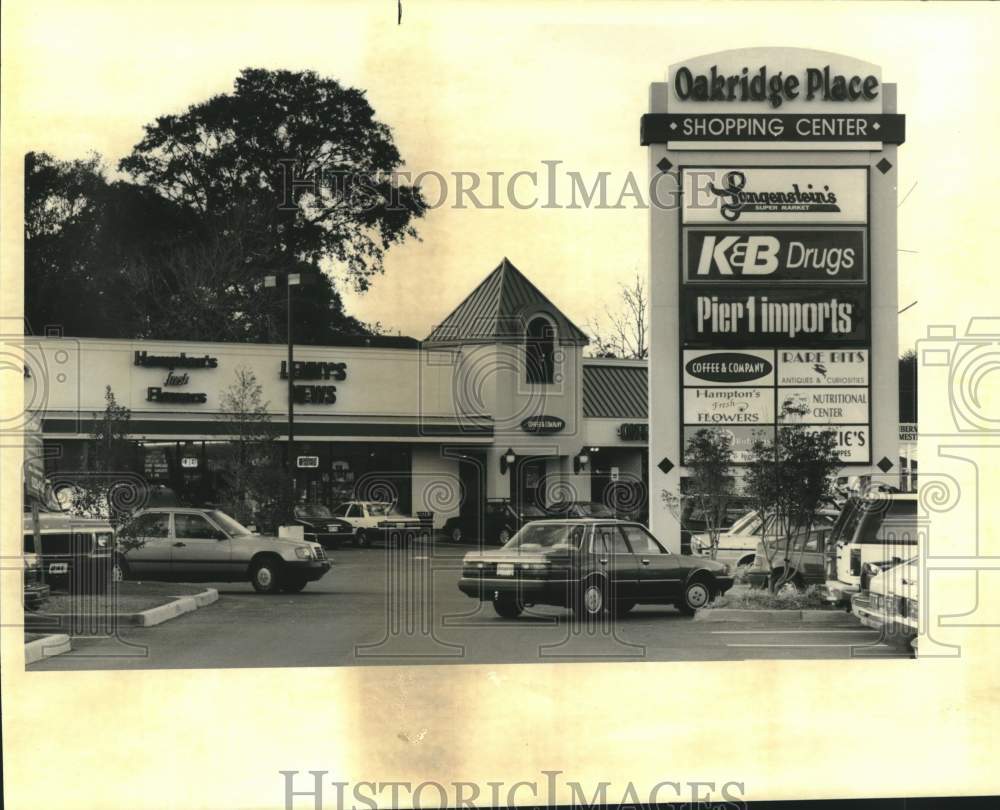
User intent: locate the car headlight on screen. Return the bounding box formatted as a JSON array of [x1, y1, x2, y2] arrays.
[[95, 533, 112, 549], [295, 547, 313, 560]]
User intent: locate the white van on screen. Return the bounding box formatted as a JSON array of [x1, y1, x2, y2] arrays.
[[826, 492, 921, 604]]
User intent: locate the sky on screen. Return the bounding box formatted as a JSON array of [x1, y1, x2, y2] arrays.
[[3, 1, 998, 352]]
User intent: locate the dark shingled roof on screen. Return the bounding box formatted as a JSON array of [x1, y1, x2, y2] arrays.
[[424, 258, 589, 346], [582, 363, 648, 419]]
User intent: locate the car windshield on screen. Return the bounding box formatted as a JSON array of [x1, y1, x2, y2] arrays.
[[367, 503, 398, 516], [728, 511, 762, 534], [507, 523, 586, 551], [206, 510, 253, 536], [295, 504, 333, 519]]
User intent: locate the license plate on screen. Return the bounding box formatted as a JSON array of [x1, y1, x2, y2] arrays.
[[327, 525, 340, 532], [496, 563, 514, 577], [48, 563, 68, 574]]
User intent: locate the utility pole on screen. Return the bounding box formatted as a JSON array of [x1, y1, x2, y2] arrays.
[[265, 271, 306, 515]]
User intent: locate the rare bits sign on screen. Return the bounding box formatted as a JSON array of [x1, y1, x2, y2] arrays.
[[681, 167, 868, 225]]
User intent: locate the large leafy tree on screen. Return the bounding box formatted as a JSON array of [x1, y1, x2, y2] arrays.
[[119, 67, 426, 292], [25, 68, 423, 342]]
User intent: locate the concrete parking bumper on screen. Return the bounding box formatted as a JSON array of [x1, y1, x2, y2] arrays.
[[694, 608, 851, 624], [24, 634, 72, 665]]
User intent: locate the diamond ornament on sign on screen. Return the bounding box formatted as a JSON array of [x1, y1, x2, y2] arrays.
[[656, 157, 673, 174], [877, 456, 894, 473], [876, 157, 893, 174], [657, 457, 675, 475]]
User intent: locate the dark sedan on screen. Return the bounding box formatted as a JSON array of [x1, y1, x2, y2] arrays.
[[292, 504, 353, 549], [458, 519, 733, 619]]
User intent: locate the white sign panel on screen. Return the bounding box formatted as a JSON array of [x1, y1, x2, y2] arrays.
[[683, 349, 775, 387], [683, 425, 765, 465], [804, 426, 871, 463], [681, 167, 868, 225], [778, 387, 869, 424], [683, 386, 775, 426], [776, 348, 869, 386]]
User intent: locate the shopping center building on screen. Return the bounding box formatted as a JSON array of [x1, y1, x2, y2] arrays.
[[26, 259, 651, 530]]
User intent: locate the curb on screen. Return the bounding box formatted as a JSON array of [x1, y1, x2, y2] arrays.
[[694, 608, 852, 622], [25, 588, 220, 632], [132, 588, 219, 627], [24, 634, 72, 665]]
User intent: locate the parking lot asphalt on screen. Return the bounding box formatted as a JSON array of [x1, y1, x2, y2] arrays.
[[27, 540, 910, 670]]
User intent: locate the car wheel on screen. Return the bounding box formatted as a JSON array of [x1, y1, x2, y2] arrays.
[[492, 593, 524, 618], [574, 578, 607, 620], [111, 554, 129, 583], [280, 576, 308, 594], [250, 558, 283, 594], [356, 530, 370, 548], [497, 527, 512, 546], [678, 578, 713, 615], [450, 526, 463, 543]]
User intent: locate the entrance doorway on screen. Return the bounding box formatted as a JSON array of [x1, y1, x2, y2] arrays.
[[513, 457, 548, 513]]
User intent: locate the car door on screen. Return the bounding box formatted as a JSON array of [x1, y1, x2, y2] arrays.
[[620, 524, 684, 601], [171, 512, 232, 582], [590, 524, 641, 600], [123, 511, 173, 579]]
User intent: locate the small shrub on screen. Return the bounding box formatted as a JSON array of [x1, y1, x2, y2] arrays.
[[707, 584, 833, 610]]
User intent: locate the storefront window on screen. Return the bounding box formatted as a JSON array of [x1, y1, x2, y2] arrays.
[[525, 316, 556, 384]]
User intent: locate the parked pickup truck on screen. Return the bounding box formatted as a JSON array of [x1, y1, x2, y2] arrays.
[[851, 556, 918, 654]]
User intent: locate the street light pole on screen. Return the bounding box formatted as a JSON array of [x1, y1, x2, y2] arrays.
[[287, 276, 295, 506], [266, 271, 305, 514]]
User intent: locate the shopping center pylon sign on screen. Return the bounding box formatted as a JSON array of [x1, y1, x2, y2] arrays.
[[643, 48, 904, 553]]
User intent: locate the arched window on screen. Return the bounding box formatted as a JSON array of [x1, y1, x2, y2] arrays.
[[525, 316, 556, 384]]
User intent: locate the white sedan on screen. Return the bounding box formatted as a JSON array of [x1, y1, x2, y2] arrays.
[[330, 501, 424, 547]]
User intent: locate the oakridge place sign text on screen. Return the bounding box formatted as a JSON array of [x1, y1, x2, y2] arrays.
[[645, 47, 904, 552], [673, 65, 879, 108]]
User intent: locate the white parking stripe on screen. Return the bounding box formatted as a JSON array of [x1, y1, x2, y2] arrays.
[[711, 629, 875, 634], [727, 643, 892, 648]]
